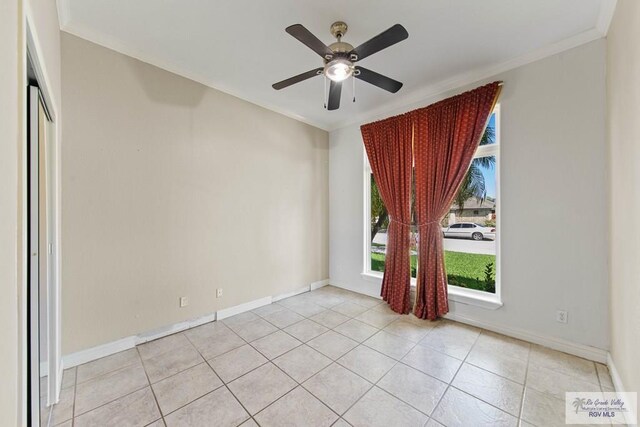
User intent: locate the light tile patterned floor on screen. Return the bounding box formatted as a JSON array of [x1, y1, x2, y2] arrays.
[[41, 286, 615, 427]]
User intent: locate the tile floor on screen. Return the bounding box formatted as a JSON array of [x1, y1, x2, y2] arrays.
[[41, 286, 616, 427]]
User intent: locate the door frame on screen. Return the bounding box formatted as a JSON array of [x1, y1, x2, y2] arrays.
[[23, 14, 63, 425]]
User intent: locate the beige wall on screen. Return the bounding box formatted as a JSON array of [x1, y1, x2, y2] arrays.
[[330, 40, 609, 350], [0, 0, 21, 423], [61, 33, 329, 354], [608, 0, 640, 395]]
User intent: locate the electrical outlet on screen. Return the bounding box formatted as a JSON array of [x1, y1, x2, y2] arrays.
[[556, 310, 568, 323], [179, 296, 189, 307], [216, 288, 223, 298]]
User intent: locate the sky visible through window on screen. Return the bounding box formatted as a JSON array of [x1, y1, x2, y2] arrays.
[[480, 114, 496, 199]]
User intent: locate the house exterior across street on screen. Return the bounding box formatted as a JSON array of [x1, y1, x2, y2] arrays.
[[444, 197, 496, 226]]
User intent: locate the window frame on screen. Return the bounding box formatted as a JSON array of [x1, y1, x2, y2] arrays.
[[362, 104, 502, 310]]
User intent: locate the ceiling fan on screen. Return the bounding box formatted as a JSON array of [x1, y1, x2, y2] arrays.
[[272, 21, 408, 110]]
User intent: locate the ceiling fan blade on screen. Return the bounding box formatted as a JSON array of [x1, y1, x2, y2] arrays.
[[272, 68, 323, 90], [286, 24, 334, 59], [351, 24, 408, 61], [327, 80, 342, 110], [355, 67, 403, 93]]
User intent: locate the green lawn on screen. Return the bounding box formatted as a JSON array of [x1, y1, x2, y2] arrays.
[[371, 251, 496, 293], [371, 252, 418, 278]]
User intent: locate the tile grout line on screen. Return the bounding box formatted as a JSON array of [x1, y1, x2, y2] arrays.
[[446, 327, 562, 423], [204, 309, 352, 426], [72, 349, 143, 386], [202, 287, 363, 424], [362, 323, 451, 420], [460, 348, 529, 384], [232, 296, 382, 421], [222, 309, 351, 425], [336, 317, 468, 425], [450, 328, 540, 421], [71, 346, 185, 424], [73, 358, 151, 425], [134, 346, 165, 425], [71, 367, 78, 427], [330, 316, 427, 421], [63, 288, 370, 426], [250, 294, 445, 422], [68, 287, 596, 426], [252, 375, 340, 424], [69, 292, 373, 422], [256, 298, 380, 425], [427, 326, 482, 425], [518, 342, 532, 422], [70, 374, 148, 421], [182, 326, 259, 427], [240, 321, 344, 421], [522, 346, 604, 419]]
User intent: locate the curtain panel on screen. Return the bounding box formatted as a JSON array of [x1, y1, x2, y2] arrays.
[[412, 82, 501, 319], [361, 114, 413, 314], [361, 81, 501, 318]]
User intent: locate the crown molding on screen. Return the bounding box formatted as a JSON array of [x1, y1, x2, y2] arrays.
[[59, 18, 329, 131], [327, 27, 604, 131], [56, 0, 71, 29], [57, 0, 613, 133], [596, 0, 618, 36]]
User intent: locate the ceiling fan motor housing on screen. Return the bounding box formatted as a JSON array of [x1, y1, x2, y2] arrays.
[[330, 21, 348, 39]]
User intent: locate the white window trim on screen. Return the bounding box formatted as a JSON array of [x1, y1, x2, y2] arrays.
[[362, 105, 502, 310]]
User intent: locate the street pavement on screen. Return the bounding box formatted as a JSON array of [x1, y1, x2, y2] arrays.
[[372, 232, 496, 255]]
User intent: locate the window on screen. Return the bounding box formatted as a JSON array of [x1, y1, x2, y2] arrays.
[[365, 107, 500, 297], [443, 108, 500, 295], [369, 172, 418, 278]]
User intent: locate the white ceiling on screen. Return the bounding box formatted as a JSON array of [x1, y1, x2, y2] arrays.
[[58, 0, 614, 131]]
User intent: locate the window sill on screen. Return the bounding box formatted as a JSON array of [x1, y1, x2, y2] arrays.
[[360, 271, 503, 310], [447, 286, 503, 310]]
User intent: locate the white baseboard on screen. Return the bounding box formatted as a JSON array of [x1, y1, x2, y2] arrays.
[[444, 312, 608, 363], [63, 335, 136, 369], [62, 279, 327, 368], [136, 311, 218, 345], [608, 352, 623, 392], [310, 279, 330, 291], [63, 310, 220, 368], [607, 353, 638, 426], [217, 296, 272, 320], [330, 280, 607, 363], [272, 286, 309, 302]]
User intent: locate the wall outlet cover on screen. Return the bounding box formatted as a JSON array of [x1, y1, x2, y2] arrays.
[[556, 310, 568, 323]]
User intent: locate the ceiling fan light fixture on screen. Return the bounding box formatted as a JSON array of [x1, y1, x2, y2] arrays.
[[274, 22, 408, 109], [324, 58, 353, 82]]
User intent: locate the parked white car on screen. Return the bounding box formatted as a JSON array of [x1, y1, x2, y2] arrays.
[[442, 223, 496, 240]]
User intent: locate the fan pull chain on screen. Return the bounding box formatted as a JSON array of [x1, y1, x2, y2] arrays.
[[323, 76, 327, 109], [352, 76, 356, 103]]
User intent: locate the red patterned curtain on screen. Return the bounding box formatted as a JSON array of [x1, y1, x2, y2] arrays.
[[361, 114, 413, 313], [413, 82, 501, 319]]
